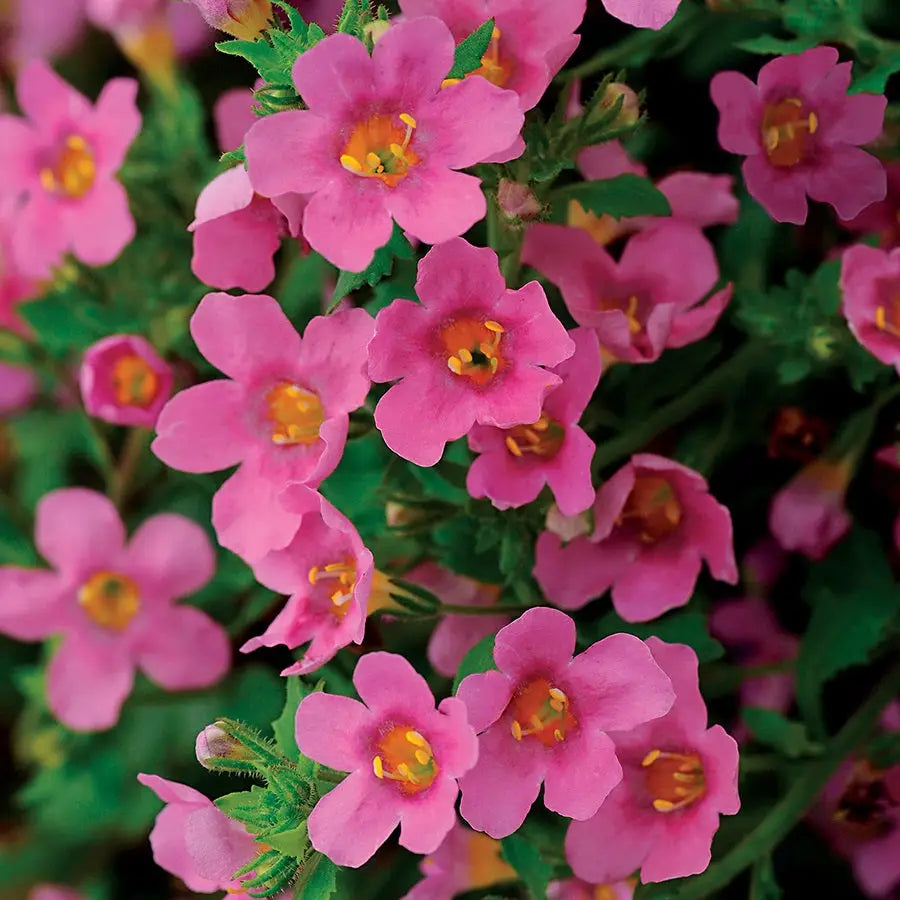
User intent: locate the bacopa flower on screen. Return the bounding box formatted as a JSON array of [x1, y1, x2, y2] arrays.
[[456, 607, 674, 838], [600, 0, 680, 30], [187, 0, 272, 38], [152, 293, 373, 562], [79, 334, 173, 428], [241, 484, 390, 675], [466, 326, 600, 515], [711, 46, 887, 225], [841, 162, 900, 247], [403, 819, 516, 900], [29, 889, 84, 900], [294, 651, 479, 867], [548, 877, 635, 900], [0, 60, 141, 277], [0, 489, 228, 730], [768, 456, 853, 560], [841, 244, 900, 373], [244, 18, 524, 272], [565, 639, 740, 884], [522, 222, 732, 364], [875, 444, 900, 551], [534, 454, 737, 622], [137, 774, 259, 893], [0, 362, 37, 414], [0, 197, 38, 335], [1, 0, 85, 70], [369, 237, 574, 466]]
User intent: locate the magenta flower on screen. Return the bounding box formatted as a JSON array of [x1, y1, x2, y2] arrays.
[[875, 444, 900, 551], [0, 60, 141, 277], [2, 0, 85, 69], [768, 457, 853, 560], [241, 484, 390, 675], [841, 162, 900, 247], [522, 222, 732, 364], [186, 0, 272, 38], [841, 244, 900, 373], [548, 877, 634, 900], [534, 454, 738, 622], [369, 237, 574, 466], [456, 607, 675, 837], [0, 197, 38, 335], [0, 362, 37, 414], [244, 18, 524, 272], [741, 536, 788, 595], [294, 651, 479, 867], [29, 889, 84, 900], [137, 774, 258, 893], [214, 86, 257, 152], [79, 334, 173, 428], [566, 639, 740, 884], [711, 46, 886, 225], [600, 0, 679, 30], [466, 326, 600, 515], [0, 489, 229, 730], [152, 293, 373, 562]]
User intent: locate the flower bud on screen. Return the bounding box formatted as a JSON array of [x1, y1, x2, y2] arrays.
[[363, 18, 391, 46], [190, 0, 273, 40], [545, 504, 592, 542], [590, 82, 640, 129], [195, 723, 254, 769], [497, 179, 542, 223]]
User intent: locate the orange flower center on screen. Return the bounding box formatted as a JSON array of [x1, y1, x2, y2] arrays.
[[308, 560, 357, 620], [40, 135, 96, 198], [568, 199, 621, 246], [642, 749, 706, 813], [111, 353, 159, 408], [220, 0, 272, 39], [504, 414, 565, 460], [466, 831, 517, 890], [762, 97, 818, 168], [78, 571, 141, 631], [340, 112, 419, 188], [373, 725, 439, 794], [833, 760, 897, 839], [439, 317, 505, 387], [265, 382, 324, 445], [508, 678, 577, 747], [618, 475, 683, 543], [874, 291, 900, 338], [471, 27, 515, 88]]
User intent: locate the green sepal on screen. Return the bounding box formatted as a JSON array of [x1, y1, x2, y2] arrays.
[[445, 18, 495, 80]]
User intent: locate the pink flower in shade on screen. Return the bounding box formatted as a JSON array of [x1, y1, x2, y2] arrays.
[[456, 607, 675, 838], [152, 294, 373, 562], [741, 536, 788, 595], [768, 457, 853, 560], [548, 876, 635, 900], [0, 363, 37, 414], [244, 18, 524, 272], [369, 237, 575, 467], [137, 774, 259, 893], [1, 0, 85, 70], [28, 888, 85, 900], [711, 46, 887, 225], [79, 335, 173, 428], [186, 0, 273, 38], [0, 489, 229, 731], [0, 60, 141, 278], [875, 444, 900, 550], [841, 244, 900, 373], [522, 222, 732, 364], [841, 162, 900, 247], [214, 86, 257, 152], [600, 0, 679, 30], [402, 561, 509, 678], [566, 639, 740, 884], [0, 197, 38, 335], [534, 454, 738, 622], [403, 820, 516, 900], [466, 327, 600, 515], [294, 651, 479, 867]]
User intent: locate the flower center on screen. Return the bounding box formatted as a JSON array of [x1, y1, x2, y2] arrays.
[[504, 414, 565, 459], [472, 27, 514, 88], [340, 112, 419, 187], [618, 475, 682, 544], [78, 571, 141, 631], [762, 97, 818, 168], [111, 353, 159, 407], [509, 678, 577, 747], [440, 317, 505, 387], [466, 831, 517, 890], [642, 749, 706, 813], [40, 135, 96, 198], [265, 382, 324, 445], [833, 760, 898, 839], [874, 292, 900, 339], [372, 725, 439, 794], [308, 560, 357, 620]]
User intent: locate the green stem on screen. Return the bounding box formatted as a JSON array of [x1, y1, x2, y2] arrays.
[[438, 602, 535, 616], [111, 428, 149, 510], [672, 660, 900, 899]]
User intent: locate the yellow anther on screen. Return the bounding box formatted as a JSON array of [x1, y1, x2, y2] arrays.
[[308, 566, 320, 585], [553, 728, 564, 742], [399, 113, 416, 128], [366, 151, 383, 171], [548, 687, 567, 703], [40, 169, 56, 191], [390, 143, 406, 159], [674, 771, 695, 782], [642, 749, 662, 767], [373, 755, 384, 778], [340, 154, 363, 172], [653, 799, 676, 812], [876, 306, 887, 330], [505, 436, 523, 457], [396, 763, 416, 782], [415, 749, 431, 765], [484, 320, 504, 333], [406, 730, 426, 747], [447, 356, 463, 375], [491, 26, 501, 39], [458, 348, 473, 363], [511, 720, 523, 741], [489, 356, 499, 373], [808, 112, 818, 134], [440, 77, 462, 88], [66, 135, 87, 151]]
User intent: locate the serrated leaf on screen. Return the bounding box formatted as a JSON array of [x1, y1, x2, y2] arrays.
[[453, 634, 497, 694], [501, 834, 552, 900], [445, 18, 495, 80], [265, 822, 309, 858], [329, 224, 414, 308], [552, 174, 671, 220], [742, 708, 822, 758], [295, 852, 339, 899]]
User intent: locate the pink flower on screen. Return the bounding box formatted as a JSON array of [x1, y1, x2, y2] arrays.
[[548, 877, 635, 900], [403, 819, 516, 899], [600, 0, 679, 30], [841, 162, 900, 247], [711, 46, 886, 224], [28, 888, 85, 900], [466, 326, 600, 515], [768, 457, 853, 560], [403, 561, 509, 678], [244, 18, 524, 271], [0, 60, 141, 277], [841, 244, 900, 373], [875, 444, 900, 550], [186, 0, 272, 38], [456, 607, 675, 837], [241, 485, 389, 675], [2, 0, 85, 69], [0, 197, 38, 335], [522, 222, 732, 364], [152, 293, 373, 562], [0, 489, 229, 730], [369, 237, 574, 466], [566, 639, 740, 884], [294, 651, 479, 867], [137, 773, 259, 893], [534, 454, 737, 622], [79, 334, 173, 428], [0, 362, 37, 414], [741, 536, 788, 595]]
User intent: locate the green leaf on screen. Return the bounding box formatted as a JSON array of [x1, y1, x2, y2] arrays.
[[552, 174, 671, 220], [852, 59, 900, 94], [750, 853, 782, 900], [295, 852, 339, 899], [453, 634, 497, 694], [445, 18, 495, 80], [265, 822, 309, 858], [735, 34, 820, 55], [329, 224, 414, 308], [271, 677, 307, 764], [742, 708, 822, 758], [501, 834, 552, 900], [591, 609, 724, 663]]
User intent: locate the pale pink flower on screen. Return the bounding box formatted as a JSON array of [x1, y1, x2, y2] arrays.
[[600, 0, 680, 30], [0, 363, 37, 414], [548, 877, 635, 900]]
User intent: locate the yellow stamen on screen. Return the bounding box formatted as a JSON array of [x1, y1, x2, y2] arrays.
[[511, 720, 523, 741], [484, 320, 504, 333], [340, 154, 363, 173], [447, 356, 463, 375], [373, 755, 384, 778], [399, 113, 416, 129], [458, 347, 474, 364]]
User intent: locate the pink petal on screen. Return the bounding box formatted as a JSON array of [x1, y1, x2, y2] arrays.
[[456, 668, 515, 732], [66, 179, 135, 267], [578, 140, 646, 180], [756, 46, 839, 98], [827, 91, 886, 145], [367, 298, 432, 382], [0, 567, 68, 640], [0, 117, 38, 187], [544, 427, 597, 516], [611, 543, 702, 622], [667, 284, 732, 349], [601, 0, 680, 29], [656, 172, 739, 229], [16, 58, 91, 127], [806, 144, 887, 220], [295, 692, 375, 771], [183, 803, 258, 887], [414, 237, 505, 313], [491, 280, 576, 366], [291, 32, 374, 118], [543, 327, 602, 424], [644, 637, 709, 735], [685, 491, 738, 584], [640, 804, 722, 882], [90, 78, 141, 172], [398, 777, 460, 855], [543, 730, 622, 820], [492, 606, 575, 681], [374, 17, 455, 106], [741, 154, 809, 224], [710, 70, 761, 156], [138, 772, 208, 805], [354, 651, 436, 715]]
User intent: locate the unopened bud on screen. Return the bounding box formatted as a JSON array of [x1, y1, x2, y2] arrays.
[[592, 82, 640, 128], [497, 179, 541, 223], [190, 0, 273, 40], [545, 504, 592, 542], [196, 723, 254, 769], [363, 19, 391, 46]]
